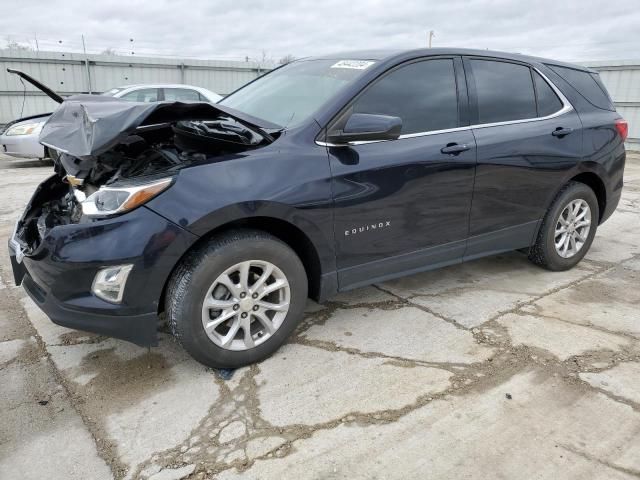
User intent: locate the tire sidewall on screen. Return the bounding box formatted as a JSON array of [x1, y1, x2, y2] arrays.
[[173, 235, 307, 368], [543, 184, 599, 270]]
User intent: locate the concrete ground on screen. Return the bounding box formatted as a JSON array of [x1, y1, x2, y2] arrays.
[[1, 152, 639, 480]]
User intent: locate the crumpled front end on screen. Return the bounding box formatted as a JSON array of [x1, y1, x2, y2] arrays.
[[13, 95, 279, 256], [10, 95, 281, 345], [9, 195, 198, 346]]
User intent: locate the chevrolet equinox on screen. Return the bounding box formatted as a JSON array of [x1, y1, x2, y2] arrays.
[[8, 49, 627, 368]]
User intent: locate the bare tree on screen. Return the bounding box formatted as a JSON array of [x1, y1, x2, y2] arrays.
[[101, 48, 118, 55], [278, 54, 296, 65]]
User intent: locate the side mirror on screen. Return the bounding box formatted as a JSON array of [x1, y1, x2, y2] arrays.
[[326, 113, 402, 144]]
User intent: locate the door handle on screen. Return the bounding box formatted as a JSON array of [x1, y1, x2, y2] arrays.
[[440, 143, 470, 155], [552, 127, 574, 137]]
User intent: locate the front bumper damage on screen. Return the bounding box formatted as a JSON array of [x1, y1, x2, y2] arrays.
[[9, 176, 199, 346]]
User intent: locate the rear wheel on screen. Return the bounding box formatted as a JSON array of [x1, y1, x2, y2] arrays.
[[528, 181, 599, 271], [166, 229, 307, 368]]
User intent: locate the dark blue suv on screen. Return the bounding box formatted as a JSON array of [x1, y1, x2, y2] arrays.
[[8, 49, 627, 368]]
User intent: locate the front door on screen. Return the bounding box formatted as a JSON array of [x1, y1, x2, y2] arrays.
[[326, 57, 477, 289]]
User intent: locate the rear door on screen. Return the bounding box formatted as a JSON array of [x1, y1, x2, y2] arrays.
[[463, 57, 583, 259], [328, 57, 477, 289]]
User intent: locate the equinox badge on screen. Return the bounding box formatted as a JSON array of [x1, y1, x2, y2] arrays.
[[345, 221, 391, 237]]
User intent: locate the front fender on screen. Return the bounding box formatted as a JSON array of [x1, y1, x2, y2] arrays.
[[145, 150, 335, 275]]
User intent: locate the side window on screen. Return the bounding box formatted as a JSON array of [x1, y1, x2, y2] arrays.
[[470, 59, 537, 123], [352, 59, 458, 135], [533, 71, 563, 117], [120, 88, 159, 103], [164, 88, 201, 102], [547, 65, 615, 111]]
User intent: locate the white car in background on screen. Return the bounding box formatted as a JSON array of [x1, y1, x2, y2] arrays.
[[0, 83, 222, 161]]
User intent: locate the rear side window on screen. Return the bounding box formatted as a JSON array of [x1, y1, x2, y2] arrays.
[[533, 71, 564, 117], [352, 59, 458, 134], [164, 88, 201, 102], [120, 88, 159, 103], [547, 65, 614, 111], [470, 59, 537, 123]]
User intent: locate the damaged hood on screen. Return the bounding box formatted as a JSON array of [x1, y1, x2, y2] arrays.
[[40, 95, 282, 160]]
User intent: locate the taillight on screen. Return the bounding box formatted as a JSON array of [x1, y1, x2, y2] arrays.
[[615, 119, 628, 142]]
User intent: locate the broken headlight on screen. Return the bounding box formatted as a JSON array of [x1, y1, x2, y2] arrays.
[[81, 177, 172, 217]]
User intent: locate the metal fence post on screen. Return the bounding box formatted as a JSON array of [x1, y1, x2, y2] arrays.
[[84, 59, 92, 93]]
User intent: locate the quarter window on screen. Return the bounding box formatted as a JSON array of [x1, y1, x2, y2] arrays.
[[470, 60, 537, 123], [352, 59, 458, 135], [533, 71, 563, 117], [547, 65, 614, 111]]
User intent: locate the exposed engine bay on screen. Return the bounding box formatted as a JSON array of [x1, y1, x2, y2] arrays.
[[13, 95, 281, 256], [56, 117, 269, 191]]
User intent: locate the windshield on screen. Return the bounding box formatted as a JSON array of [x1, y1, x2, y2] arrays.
[[219, 59, 376, 128]]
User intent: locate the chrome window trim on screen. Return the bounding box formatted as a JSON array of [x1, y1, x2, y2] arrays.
[[317, 66, 573, 147]]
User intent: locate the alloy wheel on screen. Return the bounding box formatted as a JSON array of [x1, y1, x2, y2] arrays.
[[201, 260, 291, 351], [554, 199, 592, 259]]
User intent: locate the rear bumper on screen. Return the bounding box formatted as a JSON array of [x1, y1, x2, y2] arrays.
[[0, 133, 45, 158], [601, 188, 622, 224], [9, 199, 198, 346]]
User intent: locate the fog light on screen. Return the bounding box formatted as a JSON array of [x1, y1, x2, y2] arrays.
[[91, 265, 133, 303]]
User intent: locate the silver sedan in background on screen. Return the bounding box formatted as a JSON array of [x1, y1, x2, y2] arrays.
[[0, 84, 222, 161]]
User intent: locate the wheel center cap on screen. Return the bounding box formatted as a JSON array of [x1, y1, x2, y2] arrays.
[[239, 298, 254, 312]]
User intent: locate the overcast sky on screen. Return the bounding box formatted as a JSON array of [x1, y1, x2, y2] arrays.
[[3, 0, 640, 64]]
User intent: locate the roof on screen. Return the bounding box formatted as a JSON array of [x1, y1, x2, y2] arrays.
[[307, 48, 596, 72]]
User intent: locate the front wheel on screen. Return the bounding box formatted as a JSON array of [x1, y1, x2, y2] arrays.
[[166, 230, 308, 368], [529, 181, 599, 271]]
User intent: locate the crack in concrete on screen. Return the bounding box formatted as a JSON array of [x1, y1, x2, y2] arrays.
[[10, 249, 639, 480], [289, 335, 474, 373], [130, 250, 640, 478], [144, 346, 534, 479], [576, 377, 640, 413], [559, 443, 640, 478], [479, 263, 617, 326], [0, 277, 128, 479], [372, 284, 471, 331], [516, 309, 640, 342]]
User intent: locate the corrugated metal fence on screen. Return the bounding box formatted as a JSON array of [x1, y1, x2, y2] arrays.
[[0, 49, 269, 124], [586, 60, 639, 151]]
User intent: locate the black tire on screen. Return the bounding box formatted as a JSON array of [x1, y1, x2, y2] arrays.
[[529, 181, 599, 271], [166, 229, 308, 368]]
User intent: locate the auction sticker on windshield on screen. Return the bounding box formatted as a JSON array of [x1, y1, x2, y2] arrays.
[[331, 60, 376, 69]]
